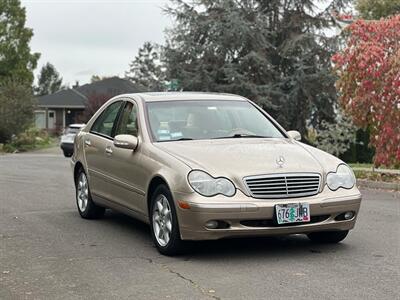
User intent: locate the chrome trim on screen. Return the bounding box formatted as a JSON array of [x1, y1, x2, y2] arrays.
[[243, 172, 321, 199]]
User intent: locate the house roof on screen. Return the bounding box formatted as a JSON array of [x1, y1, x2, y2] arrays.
[[37, 89, 87, 108], [37, 77, 143, 108]]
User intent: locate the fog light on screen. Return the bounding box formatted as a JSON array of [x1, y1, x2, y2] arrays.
[[205, 220, 219, 229], [344, 211, 354, 220]]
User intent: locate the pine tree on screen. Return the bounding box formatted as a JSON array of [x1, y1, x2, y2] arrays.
[[126, 42, 165, 92], [35, 63, 63, 95], [163, 0, 350, 138], [356, 0, 400, 19]]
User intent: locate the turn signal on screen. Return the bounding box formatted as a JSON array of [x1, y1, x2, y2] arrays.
[[178, 201, 191, 209]]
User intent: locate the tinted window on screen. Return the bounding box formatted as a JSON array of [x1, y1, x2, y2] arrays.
[[91, 101, 123, 137], [146, 100, 284, 142], [115, 102, 138, 136]]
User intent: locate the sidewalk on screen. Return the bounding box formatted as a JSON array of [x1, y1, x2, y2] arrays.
[[352, 167, 400, 175]]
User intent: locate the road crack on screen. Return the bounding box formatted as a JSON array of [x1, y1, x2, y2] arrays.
[[140, 256, 221, 300]]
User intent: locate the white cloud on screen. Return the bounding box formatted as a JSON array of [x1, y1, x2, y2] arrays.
[[21, 0, 172, 85]]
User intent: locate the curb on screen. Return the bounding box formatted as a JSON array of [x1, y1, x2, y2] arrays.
[[357, 179, 400, 191]]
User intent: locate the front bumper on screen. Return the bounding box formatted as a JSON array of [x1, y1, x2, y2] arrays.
[[60, 142, 74, 153], [173, 188, 362, 241]]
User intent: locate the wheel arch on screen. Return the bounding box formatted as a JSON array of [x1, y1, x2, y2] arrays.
[[146, 175, 172, 215], [73, 161, 85, 185]]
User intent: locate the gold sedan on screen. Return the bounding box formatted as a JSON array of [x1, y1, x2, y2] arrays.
[[72, 92, 361, 255]]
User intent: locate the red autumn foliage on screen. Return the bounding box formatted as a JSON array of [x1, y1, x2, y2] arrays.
[[332, 15, 400, 167], [82, 92, 114, 122]]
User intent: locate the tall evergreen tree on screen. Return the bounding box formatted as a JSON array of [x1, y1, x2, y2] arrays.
[[356, 0, 400, 19], [163, 0, 350, 138], [0, 0, 40, 84], [35, 63, 63, 95], [126, 42, 165, 91]]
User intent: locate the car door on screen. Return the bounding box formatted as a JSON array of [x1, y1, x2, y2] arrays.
[[84, 100, 124, 201], [104, 100, 148, 214]]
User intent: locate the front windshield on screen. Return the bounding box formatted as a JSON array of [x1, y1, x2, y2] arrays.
[[146, 100, 285, 142]]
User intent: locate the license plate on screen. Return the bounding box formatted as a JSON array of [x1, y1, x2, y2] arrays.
[[275, 203, 310, 225]]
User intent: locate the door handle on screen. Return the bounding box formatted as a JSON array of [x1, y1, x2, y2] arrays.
[[105, 146, 113, 155], [84, 139, 91, 147]]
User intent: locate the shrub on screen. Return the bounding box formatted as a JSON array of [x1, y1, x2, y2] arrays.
[[0, 79, 36, 143], [3, 128, 52, 152]]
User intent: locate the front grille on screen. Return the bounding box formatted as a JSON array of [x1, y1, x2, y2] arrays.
[[244, 173, 321, 199]]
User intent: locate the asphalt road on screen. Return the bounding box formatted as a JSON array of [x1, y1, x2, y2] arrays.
[[1, 149, 399, 300]]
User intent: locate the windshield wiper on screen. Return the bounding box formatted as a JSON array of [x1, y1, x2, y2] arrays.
[[212, 134, 270, 139], [158, 137, 194, 142]]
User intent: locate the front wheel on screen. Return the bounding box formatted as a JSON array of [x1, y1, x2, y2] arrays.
[[149, 185, 186, 256], [307, 230, 349, 243], [75, 169, 105, 219]]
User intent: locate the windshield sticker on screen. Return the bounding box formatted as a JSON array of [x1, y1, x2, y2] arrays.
[[159, 135, 171, 141], [207, 106, 217, 110], [157, 129, 170, 135], [170, 132, 183, 138]]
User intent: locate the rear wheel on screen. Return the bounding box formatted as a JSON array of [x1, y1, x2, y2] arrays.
[[149, 185, 186, 256], [307, 230, 349, 243], [75, 169, 105, 219]]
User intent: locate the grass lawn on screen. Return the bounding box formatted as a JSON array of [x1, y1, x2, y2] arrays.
[[347, 163, 399, 183], [348, 163, 374, 169]]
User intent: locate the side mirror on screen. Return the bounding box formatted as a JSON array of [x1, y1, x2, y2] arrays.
[[287, 130, 301, 141], [114, 134, 138, 150]]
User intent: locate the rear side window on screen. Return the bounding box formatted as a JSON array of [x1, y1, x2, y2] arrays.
[[91, 101, 123, 137]]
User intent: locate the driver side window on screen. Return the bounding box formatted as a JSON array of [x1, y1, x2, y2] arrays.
[[115, 102, 138, 137]]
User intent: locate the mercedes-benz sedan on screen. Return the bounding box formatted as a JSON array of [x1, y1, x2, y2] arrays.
[[71, 92, 361, 255]]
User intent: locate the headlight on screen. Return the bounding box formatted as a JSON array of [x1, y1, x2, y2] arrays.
[[326, 164, 355, 191], [188, 170, 236, 197]]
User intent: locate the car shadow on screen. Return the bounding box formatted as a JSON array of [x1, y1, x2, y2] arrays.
[[98, 210, 351, 260]]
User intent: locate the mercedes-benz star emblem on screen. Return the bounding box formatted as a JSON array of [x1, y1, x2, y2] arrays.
[[276, 156, 285, 167]]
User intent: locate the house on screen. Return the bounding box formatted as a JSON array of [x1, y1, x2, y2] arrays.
[[35, 77, 143, 133]]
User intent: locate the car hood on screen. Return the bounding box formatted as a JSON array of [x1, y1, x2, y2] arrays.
[[155, 138, 340, 183]]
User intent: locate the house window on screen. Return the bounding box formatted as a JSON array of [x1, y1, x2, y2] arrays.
[[34, 111, 46, 129]]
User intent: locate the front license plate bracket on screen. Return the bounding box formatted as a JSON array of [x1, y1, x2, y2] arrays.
[[275, 203, 310, 225]]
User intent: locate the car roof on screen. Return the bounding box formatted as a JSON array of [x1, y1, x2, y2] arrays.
[[68, 124, 85, 128], [123, 92, 248, 103]]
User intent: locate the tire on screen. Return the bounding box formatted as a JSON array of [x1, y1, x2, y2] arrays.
[[307, 230, 349, 243], [75, 168, 105, 219], [63, 151, 72, 158], [149, 184, 186, 256]]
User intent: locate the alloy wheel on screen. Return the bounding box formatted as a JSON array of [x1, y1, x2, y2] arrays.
[[152, 194, 173, 247], [77, 172, 89, 212]]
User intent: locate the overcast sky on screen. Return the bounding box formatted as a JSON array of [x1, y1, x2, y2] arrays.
[[21, 0, 172, 86]]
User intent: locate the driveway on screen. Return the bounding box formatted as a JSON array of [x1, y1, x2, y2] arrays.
[[0, 149, 399, 299]]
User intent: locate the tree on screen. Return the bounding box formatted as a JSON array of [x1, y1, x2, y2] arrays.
[[332, 15, 400, 167], [35, 63, 63, 95], [126, 42, 165, 92], [356, 0, 400, 19], [162, 0, 350, 138], [0, 0, 40, 84], [0, 79, 35, 143], [312, 109, 357, 157], [81, 92, 114, 122]]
